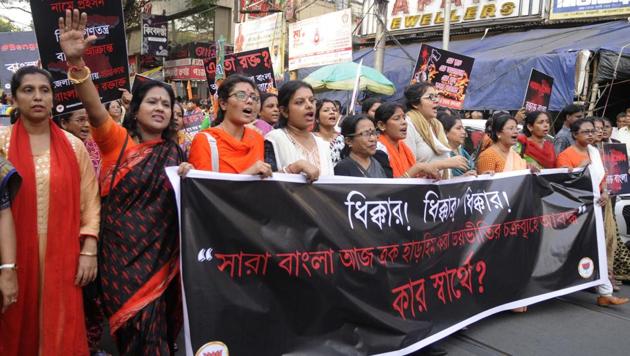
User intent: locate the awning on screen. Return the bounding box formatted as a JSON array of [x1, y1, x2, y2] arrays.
[[301, 21, 630, 111]]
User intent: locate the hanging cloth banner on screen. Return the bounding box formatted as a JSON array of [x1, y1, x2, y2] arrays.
[[166, 168, 606, 356]]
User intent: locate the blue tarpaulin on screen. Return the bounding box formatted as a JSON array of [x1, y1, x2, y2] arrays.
[[300, 21, 630, 111]]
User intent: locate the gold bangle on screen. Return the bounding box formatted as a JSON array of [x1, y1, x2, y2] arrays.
[[79, 251, 97, 257], [68, 66, 92, 85], [402, 172, 410, 178]]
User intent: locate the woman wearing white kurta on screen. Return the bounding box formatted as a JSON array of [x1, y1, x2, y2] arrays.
[[265, 81, 333, 179]]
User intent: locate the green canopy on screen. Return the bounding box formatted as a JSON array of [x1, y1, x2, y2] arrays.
[[303, 62, 396, 95]]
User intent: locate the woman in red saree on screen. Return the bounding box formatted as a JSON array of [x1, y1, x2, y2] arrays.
[[0, 66, 100, 355], [59, 10, 188, 354], [515, 111, 556, 169]]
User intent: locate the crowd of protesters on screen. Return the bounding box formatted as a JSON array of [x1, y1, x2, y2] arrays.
[[2, 9, 630, 356]]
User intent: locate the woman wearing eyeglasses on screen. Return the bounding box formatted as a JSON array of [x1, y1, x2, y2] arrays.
[[403, 83, 468, 177], [556, 118, 629, 306], [556, 118, 598, 169], [188, 75, 271, 177], [265, 80, 332, 180], [334, 114, 389, 178]]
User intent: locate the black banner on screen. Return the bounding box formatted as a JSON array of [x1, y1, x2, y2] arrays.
[[0, 31, 39, 91], [204, 47, 276, 96], [169, 169, 605, 355], [141, 14, 168, 57], [411, 44, 474, 110], [30, 0, 130, 115], [603, 143, 630, 195], [523, 69, 554, 112]]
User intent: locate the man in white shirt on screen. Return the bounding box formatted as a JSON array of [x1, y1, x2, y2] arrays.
[[613, 112, 630, 149]]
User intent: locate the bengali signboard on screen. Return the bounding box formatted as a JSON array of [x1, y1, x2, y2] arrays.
[[387, 0, 522, 32], [234, 13, 284, 79], [30, 0, 130, 115], [522, 69, 554, 112], [168, 168, 605, 355], [603, 143, 630, 195], [412, 44, 474, 110], [204, 47, 277, 95], [141, 14, 168, 57], [164, 42, 233, 82], [550, 0, 630, 20], [288, 9, 353, 71], [0, 32, 39, 91]]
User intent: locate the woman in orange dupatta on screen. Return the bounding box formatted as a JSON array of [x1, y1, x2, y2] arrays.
[[188, 75, 271, 176], [477, 114, 528, 174], [59, 10, 189, 354], [0, 66, 100, 356], [373, 103, 440, 179]]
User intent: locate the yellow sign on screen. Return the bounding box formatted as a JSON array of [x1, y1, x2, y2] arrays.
[[387, 0, 519, 31]]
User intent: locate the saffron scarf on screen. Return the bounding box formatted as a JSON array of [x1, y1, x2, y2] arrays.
[[210, 126, 264, 173], [379, 135, 416, 177], [1, 119, 86, 356], [407, 109, 449, 155]]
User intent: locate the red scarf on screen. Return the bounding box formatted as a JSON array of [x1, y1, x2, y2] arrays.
[[379, 135, 416, 177], [0, 119, 87, 355], [517, 134, 556, 169]]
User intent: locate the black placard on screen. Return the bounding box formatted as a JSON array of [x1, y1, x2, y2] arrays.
[[0, 31, 39, 91], [30, 0, 130, 115], [603, 143, 630, 195], [203, 47, 276, 95], [522, 69, 554, 112], [141, 14, 168, 57], [411, 44, 474, 110]]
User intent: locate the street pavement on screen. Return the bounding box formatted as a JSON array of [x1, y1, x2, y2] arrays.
[[100, 285, 630, 355]]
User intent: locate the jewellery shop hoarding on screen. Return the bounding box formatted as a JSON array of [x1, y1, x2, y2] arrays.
[[167, 168, 607, 356], [30, 0, 130, 115], [360, 0, 544, 35]]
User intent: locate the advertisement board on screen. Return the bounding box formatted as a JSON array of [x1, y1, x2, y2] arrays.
[[288, 9, 353, 71]]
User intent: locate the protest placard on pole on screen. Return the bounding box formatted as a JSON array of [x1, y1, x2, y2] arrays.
[[603, 143, 630, 195], [204, 47, 277, 96], [411, 44, 474, 110], [30, 0, 130, 115], [522, 69, 554, 112], [141, 14, 168, 57]]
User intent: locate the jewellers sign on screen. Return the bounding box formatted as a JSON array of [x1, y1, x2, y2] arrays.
[[360, 0, 542, 34]]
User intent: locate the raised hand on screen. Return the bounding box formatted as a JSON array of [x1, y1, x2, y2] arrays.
[[58, 9, 97, 64]]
